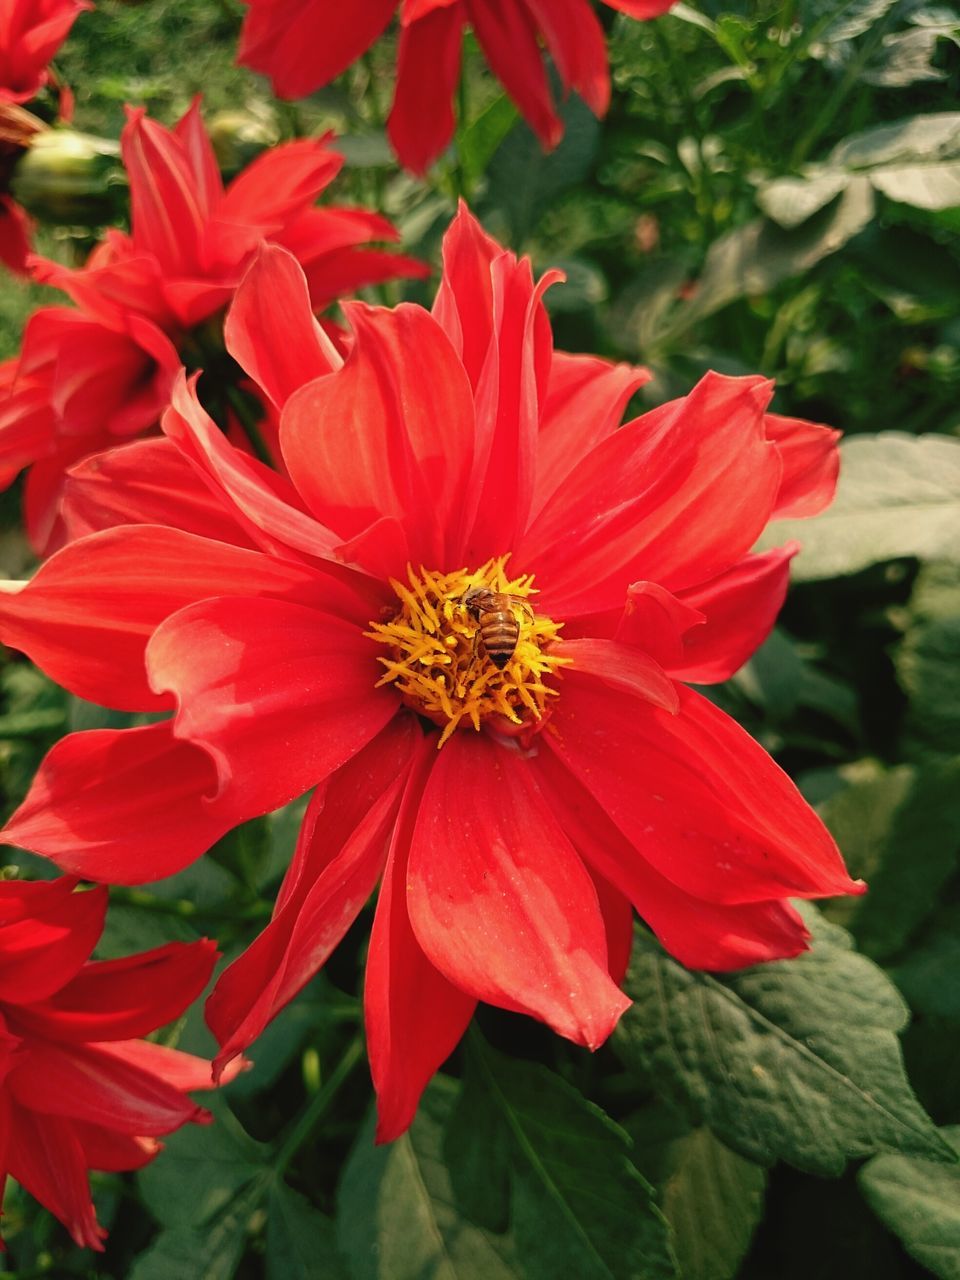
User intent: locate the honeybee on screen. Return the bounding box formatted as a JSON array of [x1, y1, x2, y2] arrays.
[[461, 589, 535, 669]]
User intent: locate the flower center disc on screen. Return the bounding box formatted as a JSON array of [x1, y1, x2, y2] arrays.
[[367, 557, 568, 747]]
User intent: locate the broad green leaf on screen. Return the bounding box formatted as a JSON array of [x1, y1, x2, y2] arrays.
[[337, 1080, 521, 1280], [482, 94, 600, 244], [757, 171, 852, 228], [448, 1038, 678, 1280], [860, 1127, 960, 1279], [267, 1185, 348, 1280], [871, 161, 960, 210], [614, 906, 954, 1176], [629, 1106, 766, 1280], [830, 113, 960, 169], [818, 759, 960, 958], [764, 433, 960, 579], [130, 1178, 266, 1280], [658, 179, 874, 339], [896, 562, 960, 759], [138, 1098, 269, 1229], [893, 904, 960, 1021], [459, 94, 518, 189]]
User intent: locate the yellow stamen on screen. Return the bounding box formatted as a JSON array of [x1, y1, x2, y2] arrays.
[[365, 557, 569, 748]]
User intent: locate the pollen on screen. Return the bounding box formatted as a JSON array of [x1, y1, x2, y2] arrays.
[[366, 557, 569, 748]]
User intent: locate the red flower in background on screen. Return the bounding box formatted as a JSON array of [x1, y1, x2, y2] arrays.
[[0, 99, 428, 554], [0, 0, 89, 105], [238, 0, 675, 173], [0, 876, 232, 1251], [0, 206, 856, 1141]]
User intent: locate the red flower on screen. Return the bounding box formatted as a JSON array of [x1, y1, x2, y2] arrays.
[[0, 0, 89, 105], [238, 0, 676, 174], [0, 876, 230, 1250], [0, 206, 857, 1141], [0, 99, 428, 553]]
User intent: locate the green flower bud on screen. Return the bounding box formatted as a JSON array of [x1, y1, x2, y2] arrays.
[[11, 128, 125, 224]]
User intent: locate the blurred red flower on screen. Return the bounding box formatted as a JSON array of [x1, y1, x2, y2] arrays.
[[0, 876, 228, 1251], [0, 99, 428, 553], [0, 0, 89, 105], [0, 206, 856, 1141], [238, 0, 675, 173]]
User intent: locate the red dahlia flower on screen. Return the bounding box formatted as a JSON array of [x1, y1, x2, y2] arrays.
[[0, 206, 858, 1141], [238, 0, 675, 174], [0, 876, 230, 1250], [0, 98, 428, 554], [0, 0, 89, 105]]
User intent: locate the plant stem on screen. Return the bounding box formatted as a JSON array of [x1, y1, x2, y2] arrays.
[[274, 1036, 365, 1175]]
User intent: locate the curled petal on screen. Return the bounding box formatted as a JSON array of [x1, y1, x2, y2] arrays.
[[1, 722, 237, 884], [560, 637, 679, 713], [766, 413, 841, 519], [0, 883, 106, 1005]]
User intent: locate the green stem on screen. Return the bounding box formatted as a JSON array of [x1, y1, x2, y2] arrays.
[[274, 1036, 365, 1175]]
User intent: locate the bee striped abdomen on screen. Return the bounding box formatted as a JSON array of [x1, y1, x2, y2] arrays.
[[477, 606, 521, 668]]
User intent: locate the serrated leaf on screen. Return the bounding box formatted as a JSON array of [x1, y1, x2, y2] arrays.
[[449, 1038, 678, 1280], [860, 1127, 960, 1279], [337, 1080, 521, 1280], [614, 905, 954, 1176], [819, 759, 960, 958], [629, 1106, 766, 1280], [764, 433, 960, 579], [267, 1185, 348, 1280]]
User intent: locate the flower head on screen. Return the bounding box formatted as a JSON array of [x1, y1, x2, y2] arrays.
[[0, 205, 857, 1141], [0, 0, 89, 105], [0, 876, 229, 1250], [0, 99, 428, 553], [238, 0, 675, 174]]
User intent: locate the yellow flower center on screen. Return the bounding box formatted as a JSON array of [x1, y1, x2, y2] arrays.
[[366, 557, 569, 747]]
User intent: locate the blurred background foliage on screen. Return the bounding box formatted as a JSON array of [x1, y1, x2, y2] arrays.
[[1, 1, 960, 1278]]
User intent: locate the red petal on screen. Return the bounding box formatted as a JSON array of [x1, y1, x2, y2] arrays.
[[532, 746, 812, 970], [1, 722, 236, 884], [73, 1123, 160, 1173], [11, 940, 218, 1043], [408, 733, 630, 1047], [0, 524, 330, 712], [0, 196, 33, 274], [533, 351, 649, 517], [560, 638, 679, 712], [299, 246, 432, 312], [280, 302, 475, 573], [589, 867, 634, 984], [10, 1043, 208, 1134], [224, 245, 339, 411], [612, 581, 705, 667], [172, 97, 224, 214], [207, 722, 415, 1073], [93, 1038, 238, 1092], [524, 0, 610, 116], [544, 678, 863, 905], [671, 545, 799, 684], [602, 0, 676, 16], [163, 372, 346, 566], [122, 107, 206, 275], [461, 253, 560, 563], [61, 439, 257, 547], [469, 0, 563, 150], [0, 883, 106, 1005], [5, 1108, 106, 1250], [238, 0, 397, 98], [432, 202, 502, 388], [365, 738, 476, 1142], [388, 3, 464, 175], [522, 372, 782, 617], [147, 596, 397, 816], [766, 413, 841, 519]]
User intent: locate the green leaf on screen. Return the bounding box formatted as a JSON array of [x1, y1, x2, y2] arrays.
[[658, 180, 875, 339], [818, 759, 960, 959], [459, 94, 518, 189], [829, 112, 960, 169], [138, 1098, 269, 1229], [893, 904, 960, 1021], [629, 1106, 766, 1280], [764, 433, 960, 580], [896, 561, 960, 759], [267, 1185, 348, 1280], [614, 905, 954, 1176], [337, 1080, 521, 1280], [860, 1127, 960, 1279], [130, 1178, 266, 1280], [448, 1038, 678, 1280], [757, 171, 852, 228], [482, 94, 600, 245]]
